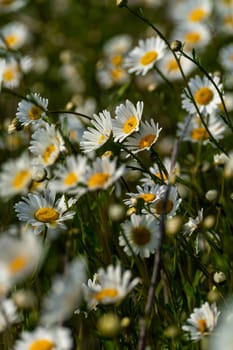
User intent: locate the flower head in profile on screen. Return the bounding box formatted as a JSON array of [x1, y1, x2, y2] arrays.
[[14, 190, 76, 235], [171, 0, 213, 24], [16, 93, 48, 127], [141, 158, 179, 186], [0, 0, 27, 13], [40, 257, 86, 326], [182, 75, 223, 115], [124, 119, 162, 154], [84, 157, 125, 191], [0, 231, 43, 295], [119, 213, 160, 258], [124, 183, 159, 208], [0, 152, 32, 200], [124, 36, 167, 76], [82, 264, 140, 309], [112, 99, 143, 142], [0, 298, 19, 332], [182, 302, 220, 341], [80, 110, 112, 153], [0, 21, 29, 50], [29, 123, 65, 167], [14, 326, 73, 350]]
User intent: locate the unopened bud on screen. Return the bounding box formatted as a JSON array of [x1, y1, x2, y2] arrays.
[[108, 204, 125, 221], [31, 165, 47, 182], [207, 287, 221, 303], [203, 215, 215, 229], [120, 317, 131, 328], [213, 271, 226, 284], [97, 313, 120, 337], [205, 189, 218, 202], [165, 216, 182, 236], [12, 290, 36, 309], [116, 0, 127, 7], [170, 40, 182, 52]]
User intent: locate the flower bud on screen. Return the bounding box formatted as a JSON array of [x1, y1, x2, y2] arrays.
[[116, 0, 128, 7], [205, 189, 218, 202], [170, 40, 182, 51], [108, 203, 125, 221], [97, 313, 120, 337], [213, 271, 226, 284]]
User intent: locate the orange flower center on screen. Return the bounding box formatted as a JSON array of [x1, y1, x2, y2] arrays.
[[95, 288, 118, 301], [185, 32, 201, 44], [140, 51, 158, 66], [42, 144, 57, 164], [88, 173, 109, 188], [194, 87, 214, 105], [28, 106, 43, 120], [189, 8, 206, 22], [138, 193, 156, 203], [29, 339, 54, 350], [13, 170, 31, 189], [197, 318, 207, 333], [191, 127, 209, 141], [34, 207, 59, 223], [111, 54, 123, 66], [9, 256, 28, 274], [64, 172, 78, 186], [139, 134, 156, 149], [123, 115, 138, 134]]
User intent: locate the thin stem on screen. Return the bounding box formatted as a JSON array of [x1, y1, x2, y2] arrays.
[[49, 110, 91, 120]]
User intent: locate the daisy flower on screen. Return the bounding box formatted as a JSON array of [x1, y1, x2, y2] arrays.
[[2, 57, 21, 89], [158, 51, 195, 81], [0, 231, 43, 295], [119, 213, 160, 258], [14, 190, 76, 235], [96, 62, 130, 89], [112, 99, 143, 142], [82, 264, 140, 309], [80, 110, 112, 153], [145, 185, 181, 218], [85, 157, 125, 191], [171, 23, 211, 52], [29, 123, 65, 167], [177, 113, 227, 144], [48, 155, 87, 196], [0, 0, 27, 13], [40, 257, 86, 326], [16, 93, 48, 127], [124, 183, 160, 208], [103, 34, 132, 59], [0, 298, 19, 332], [0, 22, 29, 50], [140, 158, 179, 185], [182, 75, 223, 116], [182, 302, 220, 341], [124, 119, 162, 154], [59, 113, 85, 143], [219, 43, 233, 72], [124, 36, 167, 76], [14, 326, 73, 350], [183, 209, 203, 238], [0, 152, 32, 200], [171, 0, 213, 24]]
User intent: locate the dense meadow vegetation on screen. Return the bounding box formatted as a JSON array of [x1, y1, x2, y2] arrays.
[[0, 0, 233, 349]]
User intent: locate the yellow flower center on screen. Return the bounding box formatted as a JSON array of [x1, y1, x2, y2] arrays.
[[111, 54, 123, 66], [155, 199, 174, 215], [34, 207, 59, 223], [131, 226, 151, 245], [139, 134, 156, 149], [140, 51, 158, 66], [5, 34, 17, 47], [138, 193, 156, 203], [95, 288, 119, 301], [28, 106, 43, 120], [189, 8, 206, 22], [111, 68, 124, 80], [197, 318, 207, 333], [42, 144, 57, 164], [29, 339, 54, 350], [194, 87, 214, 105], [12, 170, 30, 189], [166, 59, 179, 72], [4, 68, 14, 82], [64, 172, 78, 186], [191, 127, 209, 141], [88, 173, 109, 188], [185, 32, 201, 44], [9, 256, 28, 274], [224, 15, 233, 27], [98, 133, 106, 145], [155, 171, 168, 181], [123, 115, 138, 134]]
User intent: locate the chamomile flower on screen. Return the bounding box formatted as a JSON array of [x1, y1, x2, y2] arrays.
[[124, 119, 162, 154], [171, 23, 211, 52], [85, 157, 125, 191], [0, 231, 43, 295], [0, 298, 19, 332], [80, 110, 112, 153], [145, 185, 181, 218], [82, 264, 140, 309], [177, 113, 227, 144], [14, 326, 73, 350], [2, 57, 21, 88], [171, 0, 213, 24], [96, 62, 130, 89], [48, 155, 87, 197], [14, 190, 76, 235], [183, 209, 203, 237], [59, 113, 85, 143], [29, 123, 65, 167], [0, 22, 29, 50], [16, 93, 48, 127], [182, 302, 220, 341], [124, 184, 159, 208], [140, 158, 179, 185], [40, 257, 86, 326], [0, 152, 32, 200], [182, 75, 223, 115], [124, 36, 167, 76], [219, 43, 233, 72], [158, 51, 195, 81], [103, 34, 132, 59], [0, 0, 27, 13], [119, 213, 160, 258], [112, 99, 143, 142]]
